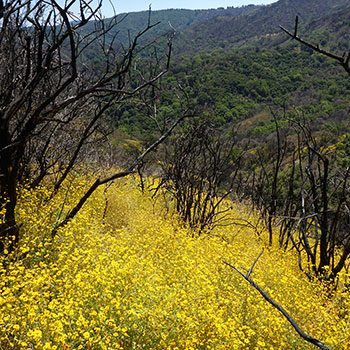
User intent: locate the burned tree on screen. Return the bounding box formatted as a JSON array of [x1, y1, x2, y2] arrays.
[[277, 120, 350, 280], [247, 114, 350, 281], [155, 121, 243, 233], [0, 0, 179, 255], [272, 17, 350, 280]]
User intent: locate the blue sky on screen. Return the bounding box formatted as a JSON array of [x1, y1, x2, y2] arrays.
[[101, 1, 278, 17]]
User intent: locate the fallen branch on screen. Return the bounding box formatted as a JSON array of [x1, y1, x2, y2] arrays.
[[223, 250, 333, 350]]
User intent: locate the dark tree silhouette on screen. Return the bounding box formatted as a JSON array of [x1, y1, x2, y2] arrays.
[[0, 0, 184, 255]]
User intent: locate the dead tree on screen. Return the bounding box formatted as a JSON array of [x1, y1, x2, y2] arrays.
[[155, 122, 243, 233], [246, 112, 350, 281], [0, 0, 181, 255], [244, 108, 290, 246], [258, 110, 288, 246], [279, 120, 350, 280], [247, 19, 350, 280]]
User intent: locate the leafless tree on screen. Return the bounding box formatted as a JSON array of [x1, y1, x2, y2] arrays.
[[277, 119, 350, 281], [0, 0, 185, 255], [245, 111, 350, 281], [244, 20, 350, 280], [250, 109, 289, 246], [250, 115, 350, 281], [154, 121, 243, 233]]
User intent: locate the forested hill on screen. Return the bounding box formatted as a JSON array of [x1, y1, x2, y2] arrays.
[[113, 0, 350, 140], [84, 0, 349, 63], [83, 5, 258, 48], [106, 0, 350, 49], [304, 6, 350, 51], [174, 0, 350, 52]]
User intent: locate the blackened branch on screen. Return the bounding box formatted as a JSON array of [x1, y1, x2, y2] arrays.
[[223, 251, 334, 350]]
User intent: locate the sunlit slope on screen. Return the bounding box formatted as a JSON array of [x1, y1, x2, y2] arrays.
[[1, 177, 349, 349]]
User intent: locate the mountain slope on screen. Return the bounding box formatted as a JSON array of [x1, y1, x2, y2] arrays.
[[90, 0, 350, 145], [82, 6, 259, 49], [174, 0, 350, 52], [304, 6, 350, 52]]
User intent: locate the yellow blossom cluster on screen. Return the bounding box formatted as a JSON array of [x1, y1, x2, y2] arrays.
[[0, 176, 349, 349]]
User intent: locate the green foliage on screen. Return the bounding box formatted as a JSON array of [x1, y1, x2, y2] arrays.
[[115, 44, 349, 138], [76, 0, 348, 143]]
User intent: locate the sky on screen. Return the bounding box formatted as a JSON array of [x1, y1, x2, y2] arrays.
[[100, 1, 278, 17]]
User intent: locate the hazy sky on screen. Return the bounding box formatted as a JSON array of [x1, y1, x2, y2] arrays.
[[101, 1, 278, 17]]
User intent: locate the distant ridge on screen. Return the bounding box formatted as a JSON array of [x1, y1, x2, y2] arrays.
[[173, 0, 350, 52], [82, 6, 259, 48]]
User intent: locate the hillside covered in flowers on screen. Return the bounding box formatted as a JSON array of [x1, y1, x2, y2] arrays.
[[1, 176, 349, 349]]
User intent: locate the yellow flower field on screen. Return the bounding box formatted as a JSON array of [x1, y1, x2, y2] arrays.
[[0, 176, 349, 349]]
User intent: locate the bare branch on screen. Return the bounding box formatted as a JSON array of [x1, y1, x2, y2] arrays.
[[246, 249, 264, 278], [99, 112, 190, 185], [280, 16, 350, 75]]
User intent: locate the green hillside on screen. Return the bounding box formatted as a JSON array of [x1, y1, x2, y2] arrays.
[[82, 6, 259, 49], [174, 0, 350, 53], [112, 0, 350, 143]]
